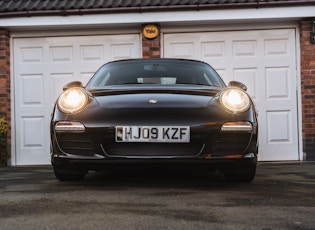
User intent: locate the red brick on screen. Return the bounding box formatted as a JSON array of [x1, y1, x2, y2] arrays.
[[0, 28, 10, 146], [300, 20, 315, 154], [301, 18, 315, 154], [142, 26, 160, 58]]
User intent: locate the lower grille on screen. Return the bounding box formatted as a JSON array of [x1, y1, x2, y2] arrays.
[[56, 133, 95, 156], [101, 140, 204, 157], [55, 131, 252, 157], [214, 133, 251, 155]]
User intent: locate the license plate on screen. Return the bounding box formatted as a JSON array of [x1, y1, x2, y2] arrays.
[[116, 126, 190, 143]]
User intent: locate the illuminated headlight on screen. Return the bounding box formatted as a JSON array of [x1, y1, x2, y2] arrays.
[[220, 88, 250, 113], [57, 88, 89, 114]]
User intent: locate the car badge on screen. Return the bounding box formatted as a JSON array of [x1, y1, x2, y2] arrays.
[[149, 99, 158, 104]]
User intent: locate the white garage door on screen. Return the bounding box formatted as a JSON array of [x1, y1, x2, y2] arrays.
[[13, 34, 141, 165], [164, 29, 299, 161]]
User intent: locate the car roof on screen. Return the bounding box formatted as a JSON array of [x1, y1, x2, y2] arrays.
[[106, 58, 210, 66]]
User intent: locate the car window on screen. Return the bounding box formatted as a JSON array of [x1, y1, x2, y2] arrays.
[[87, 60, 225, 88]]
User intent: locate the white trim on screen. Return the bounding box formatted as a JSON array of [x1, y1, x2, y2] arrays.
[[10, 27, 142, 38], [1, 6, 314, 29], [10, 21, 300, 40], [160, 21, 301, 35], [9, 38, 16, 166], [295, 26, 304, 161]]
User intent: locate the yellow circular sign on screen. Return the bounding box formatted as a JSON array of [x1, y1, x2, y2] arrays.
[[143, 24, 159, 39]]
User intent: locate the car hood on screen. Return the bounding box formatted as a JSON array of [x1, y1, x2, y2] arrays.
[[92, 88, 221, 109], [95, 93, 216, 109], [53, 87, 254, 127]]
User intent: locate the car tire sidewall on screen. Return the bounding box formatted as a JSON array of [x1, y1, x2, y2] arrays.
[[224, 166, 256, 183], [53, 165, 86, 181]]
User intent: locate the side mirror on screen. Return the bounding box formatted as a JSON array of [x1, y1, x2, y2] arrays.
[[228, 81, 247, 91], [63, 81, 83, 91]]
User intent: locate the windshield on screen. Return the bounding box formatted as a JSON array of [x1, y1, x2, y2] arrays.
[[87, 59, 226, 89]]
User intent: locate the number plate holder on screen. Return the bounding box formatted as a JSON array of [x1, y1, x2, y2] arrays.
[[116, 126, 190, 143]]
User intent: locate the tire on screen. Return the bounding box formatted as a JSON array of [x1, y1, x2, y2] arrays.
[[224, 166, 256, 183], [53, 165, 86, 181]]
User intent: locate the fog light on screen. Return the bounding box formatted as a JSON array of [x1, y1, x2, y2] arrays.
[[55, 121, 85, 132], [221, 122, 252, 132]]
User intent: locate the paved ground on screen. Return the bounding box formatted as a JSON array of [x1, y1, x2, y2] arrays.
[[0, 162, 315, 230]]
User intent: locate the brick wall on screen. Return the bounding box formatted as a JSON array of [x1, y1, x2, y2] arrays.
[[0, 29, 10, 149], [142, 26, 160, 58], [301, 19, 315, 160]]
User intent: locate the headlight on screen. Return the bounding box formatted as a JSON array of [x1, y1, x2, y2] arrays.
[[57, 88, 89, 114], [220, 88, 250, 113]]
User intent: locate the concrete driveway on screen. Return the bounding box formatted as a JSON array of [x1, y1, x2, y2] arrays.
[[0, 163, 315, 230]]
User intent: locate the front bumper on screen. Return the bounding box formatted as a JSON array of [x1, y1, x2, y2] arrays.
[[51, 151, 257, 173], [51, 121, 258, 172], [52, 124, 257, 157]]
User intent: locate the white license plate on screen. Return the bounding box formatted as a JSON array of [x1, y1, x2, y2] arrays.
[[116, 126, 190, 143]]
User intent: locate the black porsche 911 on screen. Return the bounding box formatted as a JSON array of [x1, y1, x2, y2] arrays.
[[50, 58, 258, 182]]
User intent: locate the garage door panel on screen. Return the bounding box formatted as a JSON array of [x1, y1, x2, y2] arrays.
[[264, 38, 290, 56], [21, 117, 45, 148], [110, 44, 137, 60], [168, 42, 195, 58], [21, 74, 44, 106], [164, 29, 298, 161], [20, 46, 43, 63], [80, 45, 104, 62], [267, 111, 292, 143], [233, 40, 257, 57], [201, 41, 225, 58], [15, 116, 50, 165], [14, 34, 140, 165], [266, 67, 291, 100], [50, 46, 73, 63]]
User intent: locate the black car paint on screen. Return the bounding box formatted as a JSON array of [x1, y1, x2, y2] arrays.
[[50, 59, 258, 182]]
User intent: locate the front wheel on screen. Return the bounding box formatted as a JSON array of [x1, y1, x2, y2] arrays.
[[53, 165, 86, 181], [224, 166, 256, 183]]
